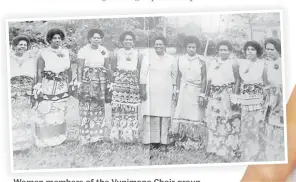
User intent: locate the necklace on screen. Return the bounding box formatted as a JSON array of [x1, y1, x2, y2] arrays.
[[124, 49, 133, 61], [244, 59, 257, 74], [214, 58, 226, 70], [13, 53, 25, 67], [50, 47, 65, 58]]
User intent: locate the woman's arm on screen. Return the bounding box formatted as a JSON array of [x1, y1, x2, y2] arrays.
[[138, 51, 147, 101], [232, 61, 241, 94], [110, 50, 118, 73], [176, 58, 181, 91], [36, 55, 45, 83], [68, 63, 73, 84], [171, 56, 178, 88], [200, 60, 207, 94], [77, 58, 85, 83], [263, 61, 269, 86], [104, 57, 112, 80]]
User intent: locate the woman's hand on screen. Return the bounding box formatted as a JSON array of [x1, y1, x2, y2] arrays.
[[241, 85, 296, 182], [33, 83, 42, 99], [140, 84, 147, 101], [140, 88, 147, 101], [172, 86, 179, 106], [198, 93, 206, 107]]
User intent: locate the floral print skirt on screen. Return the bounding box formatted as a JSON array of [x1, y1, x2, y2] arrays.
[[264, 86, 285, 161], [169, 83, 207, 150], [11, 76, 34, 151], [109, 69, 141, 143], [239, 83, 267, 162], [205, 87, 241, 160], [33, 71, 70, 148], [78, 66, 109, 144]]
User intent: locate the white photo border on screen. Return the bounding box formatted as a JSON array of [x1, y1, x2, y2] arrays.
[[5, 9, 288, 173]]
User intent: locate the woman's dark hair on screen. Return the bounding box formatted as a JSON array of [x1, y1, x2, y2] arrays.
[[243, 40, 264, 58], [119, 31, 136, 42], [264, 37, 281, 55], [154, 36, 167, 46], [216, 40, 233, 52], [183, 36, 200, 48], [87, 29, 104, 40], [12, 35, 30, 48], [46, 28, 65, 43]]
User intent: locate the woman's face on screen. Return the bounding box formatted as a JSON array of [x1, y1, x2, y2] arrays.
[[265, 43, 279, 60], [50, 34, 62, 48], [154, 40, 165, 55], [218, 45, 230, 60], [15, 40, 28, 55], [187, 43, 197, 56], [90, 33, 102, 47], [123, 35, 134, 49], [246, 46, 257, 60]]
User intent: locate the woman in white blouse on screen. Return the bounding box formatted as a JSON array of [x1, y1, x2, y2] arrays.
[[238, 40, 268, 162], [33, 28, 72, 148], [76, 29, 110, 145], [263, 38, 284, 161], [205, 40, 241, 161], [109, 31, 146, 143], [10, 35, 36, 152], [170, 36, 208, 151]]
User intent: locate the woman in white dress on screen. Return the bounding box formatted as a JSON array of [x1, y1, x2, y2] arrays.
[[33, 28, 72, 147], [141, 36, 177, 151], [10, 35, 37, 152], [205, 40, 241, 160], [76, 29, 110, 145], [263, 38, 284, 161], [170, 36, 207, 150], [239, 40, 268, 162]]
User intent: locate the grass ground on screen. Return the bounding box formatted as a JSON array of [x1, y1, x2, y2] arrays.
[[13, 96, 228, 171]]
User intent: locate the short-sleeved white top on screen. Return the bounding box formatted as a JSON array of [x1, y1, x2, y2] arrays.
[[77, 44, 109, 67]]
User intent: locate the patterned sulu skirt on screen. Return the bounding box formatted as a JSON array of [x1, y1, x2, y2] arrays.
[[78, 66, 109, 144], [264, 86, 285, 161], [109, 69, 141, 143], [169, 82, 207, 150], [239, 83, 267, 162], [33, 70, 70, 148], [11, 76, 35, 151], [205, 83, 242, 160]]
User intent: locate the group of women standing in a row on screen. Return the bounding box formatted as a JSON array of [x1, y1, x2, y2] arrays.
[[10, 27, 284, 163]]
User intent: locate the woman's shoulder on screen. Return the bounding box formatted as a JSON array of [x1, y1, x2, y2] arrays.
[[78, 44, 89, 52], [61, 47, 70, 54], [166, 53, 176, 60], [178, 54, 187, 60], [99, 45, 108, 52]]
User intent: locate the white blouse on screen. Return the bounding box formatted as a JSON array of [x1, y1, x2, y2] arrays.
[[239, 59, 265, 84], [266, 58, 282, 86], [115, 48, 140, 71], [40, 47, 71, 74], [178, 54, 204, 85], [77, 44, 109, 67], [10, 50, 38, 78], [208, 58, 236, 86]]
